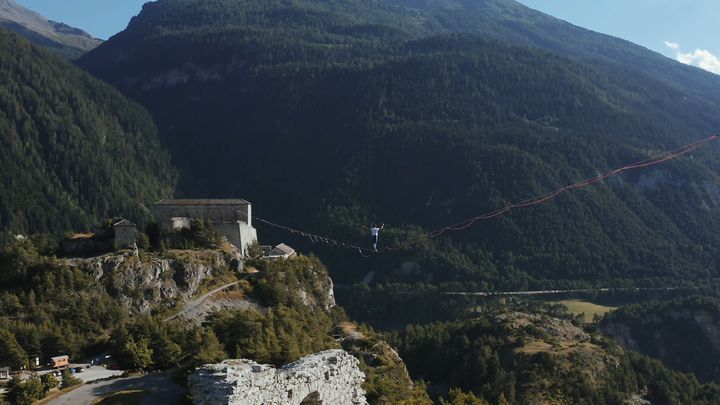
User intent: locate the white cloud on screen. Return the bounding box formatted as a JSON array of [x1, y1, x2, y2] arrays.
[[665, 41, 720, 75], [664, 41, 679, 50]]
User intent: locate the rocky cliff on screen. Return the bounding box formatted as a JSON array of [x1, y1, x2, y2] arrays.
[[65, 247, 242, 314]]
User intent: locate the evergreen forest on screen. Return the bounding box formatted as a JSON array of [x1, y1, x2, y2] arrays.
[[0, 30, 176, 242], [3, 0, 720, 403], [78, 0, 720, 291]]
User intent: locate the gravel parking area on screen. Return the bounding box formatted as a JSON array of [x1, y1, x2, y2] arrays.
[[69, 364, 125, 383]]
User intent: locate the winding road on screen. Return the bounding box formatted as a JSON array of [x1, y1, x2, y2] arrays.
[[164, 280, 241, 322]]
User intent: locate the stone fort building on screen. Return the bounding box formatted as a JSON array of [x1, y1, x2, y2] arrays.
[[152, 199, 257, 255], [113, 219, 138, 250]]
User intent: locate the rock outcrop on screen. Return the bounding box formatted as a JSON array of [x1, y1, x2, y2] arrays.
[[189, 349, 367, 405], [66, 248, 242, 314]]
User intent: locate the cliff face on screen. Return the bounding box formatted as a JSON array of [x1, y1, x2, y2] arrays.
[[66, 248, 242, 314], [600, 297, 720, 383], [290, 262, 336, 311]]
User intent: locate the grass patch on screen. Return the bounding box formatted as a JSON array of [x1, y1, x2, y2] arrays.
[[91, 389, 147, 405], [551, 300, 617, 323], [212, 288, 246, 301]]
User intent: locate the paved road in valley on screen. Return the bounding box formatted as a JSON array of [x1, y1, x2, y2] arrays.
[[443, 286, 680, 297]]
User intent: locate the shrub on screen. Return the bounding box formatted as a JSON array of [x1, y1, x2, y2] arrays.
[[60, 369, 81, 388]]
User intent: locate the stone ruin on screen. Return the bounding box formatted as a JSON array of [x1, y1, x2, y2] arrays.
[[189, 349, 367, 405]]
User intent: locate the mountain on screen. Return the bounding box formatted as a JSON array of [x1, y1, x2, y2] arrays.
[[0, 29, 176, 240], [78, 0, 720, 291], [389, 307, 720, 404], [0, 0, 101, 58], [382, 0, 720, 105], [601, 296, 720, 384]]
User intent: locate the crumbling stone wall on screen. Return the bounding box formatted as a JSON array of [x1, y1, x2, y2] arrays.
[[189, 349, 367, 405]]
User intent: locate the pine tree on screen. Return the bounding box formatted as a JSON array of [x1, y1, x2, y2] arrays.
[[123, 337, 154, 370], [194, 330, 227, 366], [0, 328, 29, 369], [440, 388, 489, 405], [40, 373, 59, 393], [60, 369, 81, 388]]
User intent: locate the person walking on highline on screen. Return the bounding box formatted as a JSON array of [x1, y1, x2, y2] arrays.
[[370, 223, 384, 252]]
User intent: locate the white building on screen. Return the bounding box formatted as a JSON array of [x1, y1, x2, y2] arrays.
[[263, 243, 297, 260]]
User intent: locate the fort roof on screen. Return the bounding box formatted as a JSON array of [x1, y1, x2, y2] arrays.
[[264, 243, 297, 259], [154, 199, 250, 206], [113, 219, 136, 227], [274, 243, 295, 255]]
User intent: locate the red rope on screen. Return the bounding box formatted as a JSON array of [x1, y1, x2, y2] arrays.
[[254, 135, 718, 256]]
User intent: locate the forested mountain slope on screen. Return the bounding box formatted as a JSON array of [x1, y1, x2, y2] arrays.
[[0, 29, 176, 239], [389, 307, 720, 404], [382, 0, 720, 105], [0, 0, 101, 58], [79, 0, 720, 288], [601, 296, 720, 384]]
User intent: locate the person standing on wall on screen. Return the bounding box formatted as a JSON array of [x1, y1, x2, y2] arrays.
[[370, 223, 384, 252]]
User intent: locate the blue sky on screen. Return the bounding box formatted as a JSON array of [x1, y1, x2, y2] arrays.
[[15, 0, 720, 74], [15, 0, 148, 39], [518, 0, 720, 74]]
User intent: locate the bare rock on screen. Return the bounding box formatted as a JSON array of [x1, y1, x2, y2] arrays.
[[189, 350, 366, 405]]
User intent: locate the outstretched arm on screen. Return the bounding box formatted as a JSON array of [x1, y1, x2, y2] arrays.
[[380, 223, 385, 230]]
